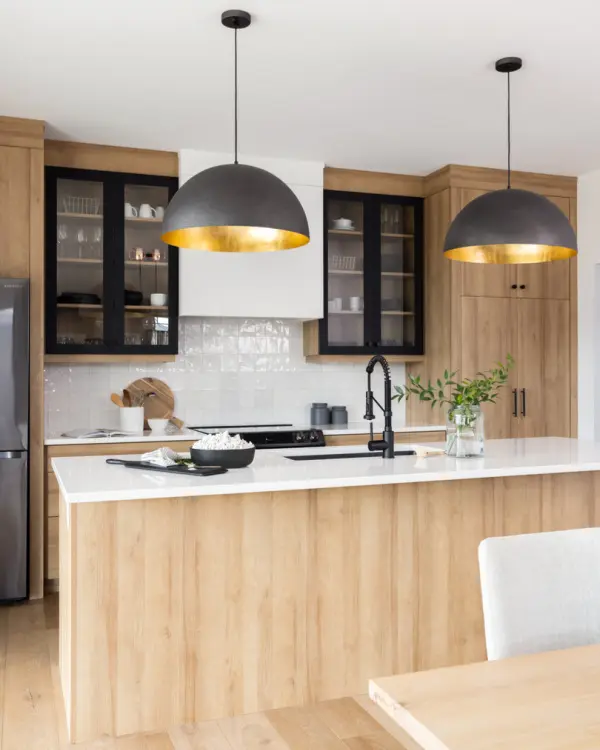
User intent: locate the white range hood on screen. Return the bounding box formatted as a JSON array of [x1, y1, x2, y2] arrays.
[[178, 150, 324, 319]]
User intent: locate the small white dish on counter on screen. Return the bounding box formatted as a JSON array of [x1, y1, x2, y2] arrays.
[[147, 418, 170, 433]]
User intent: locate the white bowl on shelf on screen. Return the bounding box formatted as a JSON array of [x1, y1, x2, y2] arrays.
[[150, 293, 168, 307]]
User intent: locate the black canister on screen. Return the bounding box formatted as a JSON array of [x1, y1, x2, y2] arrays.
[[311, 402, 330, 426], [330, 405, 348, 426]]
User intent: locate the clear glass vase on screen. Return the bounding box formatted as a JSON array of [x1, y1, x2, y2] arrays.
[[445, 405, 485, 458]]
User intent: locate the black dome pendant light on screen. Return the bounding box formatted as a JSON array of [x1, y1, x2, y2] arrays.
[[161, 10, 310, 253], [444, 57, 577, 263]]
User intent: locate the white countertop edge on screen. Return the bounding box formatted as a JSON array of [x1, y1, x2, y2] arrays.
[[53, 453, 600, 504], [45, 429, 201, 446], [45, 423, 446, 446]]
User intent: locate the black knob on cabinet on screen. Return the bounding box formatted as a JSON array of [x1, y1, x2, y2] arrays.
[[511, 284, 518, 289], [520, 285, 526, 289]]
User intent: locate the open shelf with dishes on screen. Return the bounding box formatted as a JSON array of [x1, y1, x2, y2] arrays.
[[305, 189, 424, 357], [45, 166, 179, 356]]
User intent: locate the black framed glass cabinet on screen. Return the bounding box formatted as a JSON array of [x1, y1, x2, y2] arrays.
[[45, 167, 179, 356], [318, 190, 424, 356]]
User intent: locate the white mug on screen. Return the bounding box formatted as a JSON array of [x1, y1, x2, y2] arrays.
[[150, 293, 168, 307], [139, 204, 157, 219], [154, 206, 165, 220], [349, 296, 363, 312], [125, 202, 138, 218]]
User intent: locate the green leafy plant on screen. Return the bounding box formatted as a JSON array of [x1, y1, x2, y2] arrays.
[[393, 354, 514, 420]]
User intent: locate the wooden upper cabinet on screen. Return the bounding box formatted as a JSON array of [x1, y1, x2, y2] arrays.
[[456, 189, 516, 298], [458, 191, 573, 300], [516, 196, 571, 300], [460, 296, 517, 439], [516, 298, 571, 438], [0, 146, 31, 277]]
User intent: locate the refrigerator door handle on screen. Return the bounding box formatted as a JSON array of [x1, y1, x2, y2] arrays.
[[0, 450, 26, 459]]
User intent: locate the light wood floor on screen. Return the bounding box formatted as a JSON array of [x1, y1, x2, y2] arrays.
[[0, 596, 412, 750]]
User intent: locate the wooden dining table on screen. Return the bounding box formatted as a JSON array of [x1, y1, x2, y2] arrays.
[[369, 644, 600, 749]]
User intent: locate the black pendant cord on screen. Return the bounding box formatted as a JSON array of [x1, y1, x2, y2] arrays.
[[495, 56, 521, 190], [507, 70, 511, 189], [234, 26, 238, 165]]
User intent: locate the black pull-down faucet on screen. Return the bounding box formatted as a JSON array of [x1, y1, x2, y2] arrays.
[[364, 354, 395, 458]]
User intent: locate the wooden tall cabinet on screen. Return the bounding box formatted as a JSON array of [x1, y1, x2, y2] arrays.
[[459, 296, 571, 438], [516, 298, 571, 437], [408, 165, 577, 438], [459, 297, 517, 439]]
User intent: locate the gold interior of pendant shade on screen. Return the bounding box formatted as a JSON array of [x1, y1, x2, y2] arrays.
[[444, 243, 577, 264], [162, 225, 310, 252]]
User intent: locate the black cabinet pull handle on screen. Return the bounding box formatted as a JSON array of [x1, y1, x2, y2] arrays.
[[520, 284, 526, 290], [512, 388, 518, 417], [511, 284, 518, 290], [521, 388, 527, 416]]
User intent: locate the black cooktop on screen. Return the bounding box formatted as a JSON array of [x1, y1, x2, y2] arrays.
[[189, 425, 325, 449]]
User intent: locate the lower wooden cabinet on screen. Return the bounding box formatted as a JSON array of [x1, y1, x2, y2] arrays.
[[46, 517, 59, 580], [460, 296, 571, 439], [44, 440, 197, 586], [43, 430, 445, 585]]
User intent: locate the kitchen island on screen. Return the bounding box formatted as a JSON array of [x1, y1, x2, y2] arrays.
[[53, 438, 600, 743]]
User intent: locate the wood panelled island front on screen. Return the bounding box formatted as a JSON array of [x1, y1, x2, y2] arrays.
[[54, 439, 600, 743]]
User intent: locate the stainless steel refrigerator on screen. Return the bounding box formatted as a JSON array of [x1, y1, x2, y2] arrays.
[[0, 280, 29, 602]]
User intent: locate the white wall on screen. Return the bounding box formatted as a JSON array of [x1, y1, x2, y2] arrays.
[[577, 170, 600, 439], [178, 150, 323, 319], [45, 317, 406, 435]]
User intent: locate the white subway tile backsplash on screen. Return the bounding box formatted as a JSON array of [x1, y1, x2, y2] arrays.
[[44, 317, 407, 434]]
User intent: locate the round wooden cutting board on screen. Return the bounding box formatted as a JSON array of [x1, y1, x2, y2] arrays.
[[124, 377, 175, 420]]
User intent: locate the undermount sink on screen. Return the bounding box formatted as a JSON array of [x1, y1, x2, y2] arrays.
[[285, 450, 416, 461]]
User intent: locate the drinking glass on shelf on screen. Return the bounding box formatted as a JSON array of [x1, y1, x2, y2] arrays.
[[57, 224, 69, 258], [382, 206, 389, 234], [76, 228, 88, 258], [90, 227, 102, 259]]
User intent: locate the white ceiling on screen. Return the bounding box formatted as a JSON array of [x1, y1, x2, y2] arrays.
[[1, 0, 599, 176]]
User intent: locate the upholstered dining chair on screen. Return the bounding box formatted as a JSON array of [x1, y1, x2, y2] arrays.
[[479, 527, 600, 660]]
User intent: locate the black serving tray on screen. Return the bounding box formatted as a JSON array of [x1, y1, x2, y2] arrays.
[[106, 458, 227, 477]]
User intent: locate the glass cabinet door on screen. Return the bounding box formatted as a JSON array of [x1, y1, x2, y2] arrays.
[[325, 195, 366, 348], [46, 167, 179, 356], [123, 182, 172, 349], [54, 177, 105, 348], [320, 190, 423, 356], [380, 201, 417, 348]]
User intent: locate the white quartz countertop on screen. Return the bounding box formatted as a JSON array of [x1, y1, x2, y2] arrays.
[[44, 422, 446, 446], [45, 428, 201, 446], [52, 437, 600, 504]]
